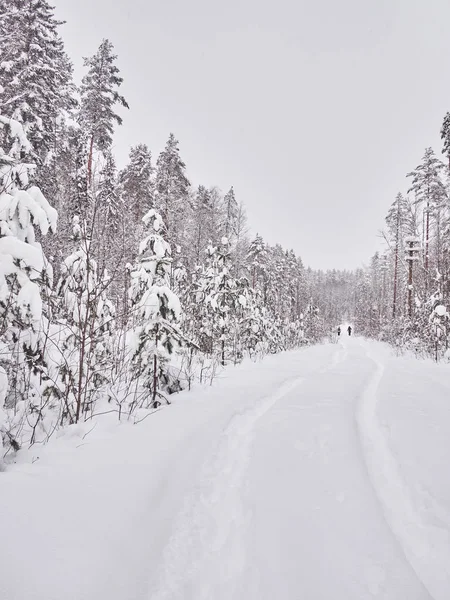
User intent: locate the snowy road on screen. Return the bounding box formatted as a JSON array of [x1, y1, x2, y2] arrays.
[[2, 339, 450, 600]]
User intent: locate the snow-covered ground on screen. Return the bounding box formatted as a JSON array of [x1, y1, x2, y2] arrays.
[[1, 338, 449, 600]]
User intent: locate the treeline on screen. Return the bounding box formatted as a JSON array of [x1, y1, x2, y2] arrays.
[[0, 1, 331, 455], [308, 128, 450, 360], [351, 132, 450, 359]]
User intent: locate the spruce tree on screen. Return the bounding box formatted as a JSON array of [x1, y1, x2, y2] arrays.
[[97, 151, 122, 231], [128, 209, 185, 407], [205, 238, 244, 365], [0, 114, 57, 450], [0, 0, 76, 163]]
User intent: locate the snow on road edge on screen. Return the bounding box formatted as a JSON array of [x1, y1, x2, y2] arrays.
[[356, 342, 450, 600]]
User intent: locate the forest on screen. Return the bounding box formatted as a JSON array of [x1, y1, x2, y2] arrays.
[[1, 0, 450, 457]]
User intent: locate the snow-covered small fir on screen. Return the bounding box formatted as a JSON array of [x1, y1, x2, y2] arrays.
[[127, 209, 185, 407]]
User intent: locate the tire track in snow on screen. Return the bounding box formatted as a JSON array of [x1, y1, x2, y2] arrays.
[[356, 344, 450, 600], [149, 375, 304, 600]]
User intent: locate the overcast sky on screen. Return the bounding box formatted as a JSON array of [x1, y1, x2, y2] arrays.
[[54, 0, 450, 270]]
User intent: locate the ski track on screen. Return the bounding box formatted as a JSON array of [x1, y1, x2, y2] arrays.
[[150, 344, 347, 599], [386, 362, 450, 532], [150, 374, 305, 600], [356, 342, 450, 600]]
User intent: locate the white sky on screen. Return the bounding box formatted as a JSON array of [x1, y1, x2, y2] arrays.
[[54, 0, 450, 270]]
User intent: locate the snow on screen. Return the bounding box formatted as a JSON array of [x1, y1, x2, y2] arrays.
[[143, 208, 162, 232], [1, 339, 450, 599], [0, 236, 45, 273], [358, 342, 450, 600], [0, 114, 32, 154], [27, 185, 58, 233], [434, 304, 447, 317]]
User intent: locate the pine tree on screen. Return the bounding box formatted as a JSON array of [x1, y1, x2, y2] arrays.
[[237, 280, 268, 357], [232, 198, 249, 276], [407, 148, 445, 292], [248, 234, 266, 288], [95, 151, 130, 315], [97, 151, 122, 231], [188, 244, 216, 355], [79, 39, 129, 184], [128, 209, 185, 407], [119, 143, 154, 223], [222, 186, 238, 238], [303, 301, 323, 344], [154, 133, 190, 250], [441, 112, 450, 169], [353, 268, 375, 336], [385, 192, 410, 318], [206, 238, 244, 365], [191, 185, 214, 265], [40, 124, 90, 276]]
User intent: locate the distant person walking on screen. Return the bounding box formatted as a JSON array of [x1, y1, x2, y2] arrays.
[[347, 325, 352, 336], [337, 326, 341, 337]]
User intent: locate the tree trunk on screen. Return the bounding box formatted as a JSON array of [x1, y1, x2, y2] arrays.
[[87, 135, 94, 186], [152, 354, 158, 406], [221, 326, 225, 367], [392, 240, 399, 319], [408, 240, 413, 318], [425, 202, 430, 294]]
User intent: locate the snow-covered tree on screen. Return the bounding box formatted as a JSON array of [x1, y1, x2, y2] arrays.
[[128, 209, 185, 407], [97, 151, 122, 231], [441, 112, 450, 169], [0, 115, 57, 451], [237, 280, 268, 357], [248, 234, 267, 288], [199, 238, 247, 365], [154, 133, 190, 249], [407, 148, 445, 291], [190, 186, 214, 265], [79, 39, 129, 184], [231, 198, 249, 276], [119, 143, 154, 223], [222, 186, 238, 238], [0, 0, 76, 163], [427, 296, 449, 361], [53, 216, 115, 423]]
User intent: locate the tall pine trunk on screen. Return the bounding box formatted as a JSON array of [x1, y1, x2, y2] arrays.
[[407, 240, 413, 318], [87, 135, 94, 186], [392, 209, 400, 319], [425, 201, 430, 294]]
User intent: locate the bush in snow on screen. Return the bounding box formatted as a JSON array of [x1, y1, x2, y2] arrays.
[[51, 216, 115, 424]]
